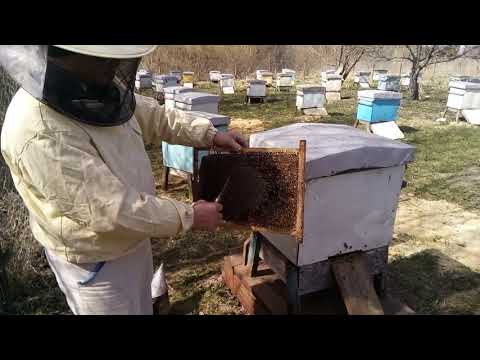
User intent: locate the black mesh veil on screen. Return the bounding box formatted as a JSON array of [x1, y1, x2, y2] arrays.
[[0, 45, 141, 126]]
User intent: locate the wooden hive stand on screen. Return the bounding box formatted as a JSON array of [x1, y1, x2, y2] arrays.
[[223, 232, 414, 315]]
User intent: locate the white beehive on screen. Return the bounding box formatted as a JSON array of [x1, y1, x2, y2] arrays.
[[247, 79, 267, 98], [152, 74, 178, 93], [174, 92, 220, 114], [354, 71, 371, 83], [249, 123, 415, 266], [377, 75, 401, 92], [220, 74, 235, 94], [296, 85, 326, 109], [276, 73, 295, 88], [164, 86, 200, 111], [373, 69, 388, 81], [447, 81, 480, 110], [400, 74, 411, 86], [322, 73, 343, 92], [135, 69, 152, 90], [209, 71, 222, 83], [282, 68, 296, 81]]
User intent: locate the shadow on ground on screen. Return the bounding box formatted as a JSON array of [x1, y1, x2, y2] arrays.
[[387, 249, 480, 314]]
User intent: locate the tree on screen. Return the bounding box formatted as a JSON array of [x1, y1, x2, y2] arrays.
[[372, 45, 480, 100], [331, 46, 370, 80]]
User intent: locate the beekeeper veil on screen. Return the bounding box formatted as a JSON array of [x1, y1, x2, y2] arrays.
[[0, 45, 157, 126]]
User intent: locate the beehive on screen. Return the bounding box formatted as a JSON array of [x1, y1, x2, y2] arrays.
[[182, 71, 194, 88], [447, 81, 480, 110], [247, 123, 414, 267], [135, 69, 152, 90], [377, 75, 400, 92], [400, 74, 410, 87], [163, 86, 200, 111], [357, 90, 402, 123], [296, 85, 326, 110], [256, 70, 273, 86], [174, 92, 220, 114], [162, 112, 230, 174], [169, 70, 182, 82], [354, 71, 371, 83], [276, 73, 295, 89], [209, 70, 222, 83], [220, 74, 235, 94], [152, 74, 178, 93], [247, 79, 267, 98], [372, 69, 388, 81]]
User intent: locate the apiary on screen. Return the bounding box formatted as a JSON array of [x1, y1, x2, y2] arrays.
[[174, 92, 220, 114], [377, 75, 400, 92], [135, 69, 152, 90], [246, 79, 267, 103], [201, 123, 414, 311], [220, 73, 235, 94], [163, 86, 200, 111], [182, 71, 194, 88], [296, 85, 326, 110], [162, 112, 230, 199], [209, 70, 222, 83], [275, 73, 295, 90], [373, 69, 388, 81], [152, 74, 178, 93]]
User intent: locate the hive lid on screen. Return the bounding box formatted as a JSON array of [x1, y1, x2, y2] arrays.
[[379, 75, 400, 81], [357, 90, 402, 100], [324, 73, 343, 80], [221, 73, 234, 78], [449, 81, 480, 90], [186, 111, 230, 126], [164, 86, 200, 95], [153, 74, 177, 82], [210, 70, 221, 74], [249, 123, 415, 180], [174, 92, 220, 104], [248, 79, 267, 85], [297, 84, 325, 93]]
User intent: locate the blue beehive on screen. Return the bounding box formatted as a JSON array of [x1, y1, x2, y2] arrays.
[[356, 90, 402, 123], [162, 112, 230, 174]]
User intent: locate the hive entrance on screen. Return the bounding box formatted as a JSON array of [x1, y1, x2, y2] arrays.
[[198, 144, 305, 238]]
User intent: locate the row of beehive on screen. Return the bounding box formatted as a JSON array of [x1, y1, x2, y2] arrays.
[[135, 70, 194, 91]]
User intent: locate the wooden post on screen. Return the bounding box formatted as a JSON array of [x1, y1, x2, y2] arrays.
[[162, 166, 170, 191]]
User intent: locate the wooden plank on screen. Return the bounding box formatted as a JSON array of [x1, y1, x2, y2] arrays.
[[295, 140, 306, 243], [331, 252, 384, 315]]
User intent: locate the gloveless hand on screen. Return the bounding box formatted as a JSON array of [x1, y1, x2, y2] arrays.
[[212, 130, 248, 152], [192, 200, 224, 232]]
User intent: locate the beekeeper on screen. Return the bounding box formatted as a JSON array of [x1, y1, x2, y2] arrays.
[[0, 45, 248, 315]]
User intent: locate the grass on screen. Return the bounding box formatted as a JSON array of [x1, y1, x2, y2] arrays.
[[1, 77, 479, 314]]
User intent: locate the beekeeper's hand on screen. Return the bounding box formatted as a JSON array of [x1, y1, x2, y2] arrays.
[[212, 130, 248, 152], [192, 200, 224, 231]]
